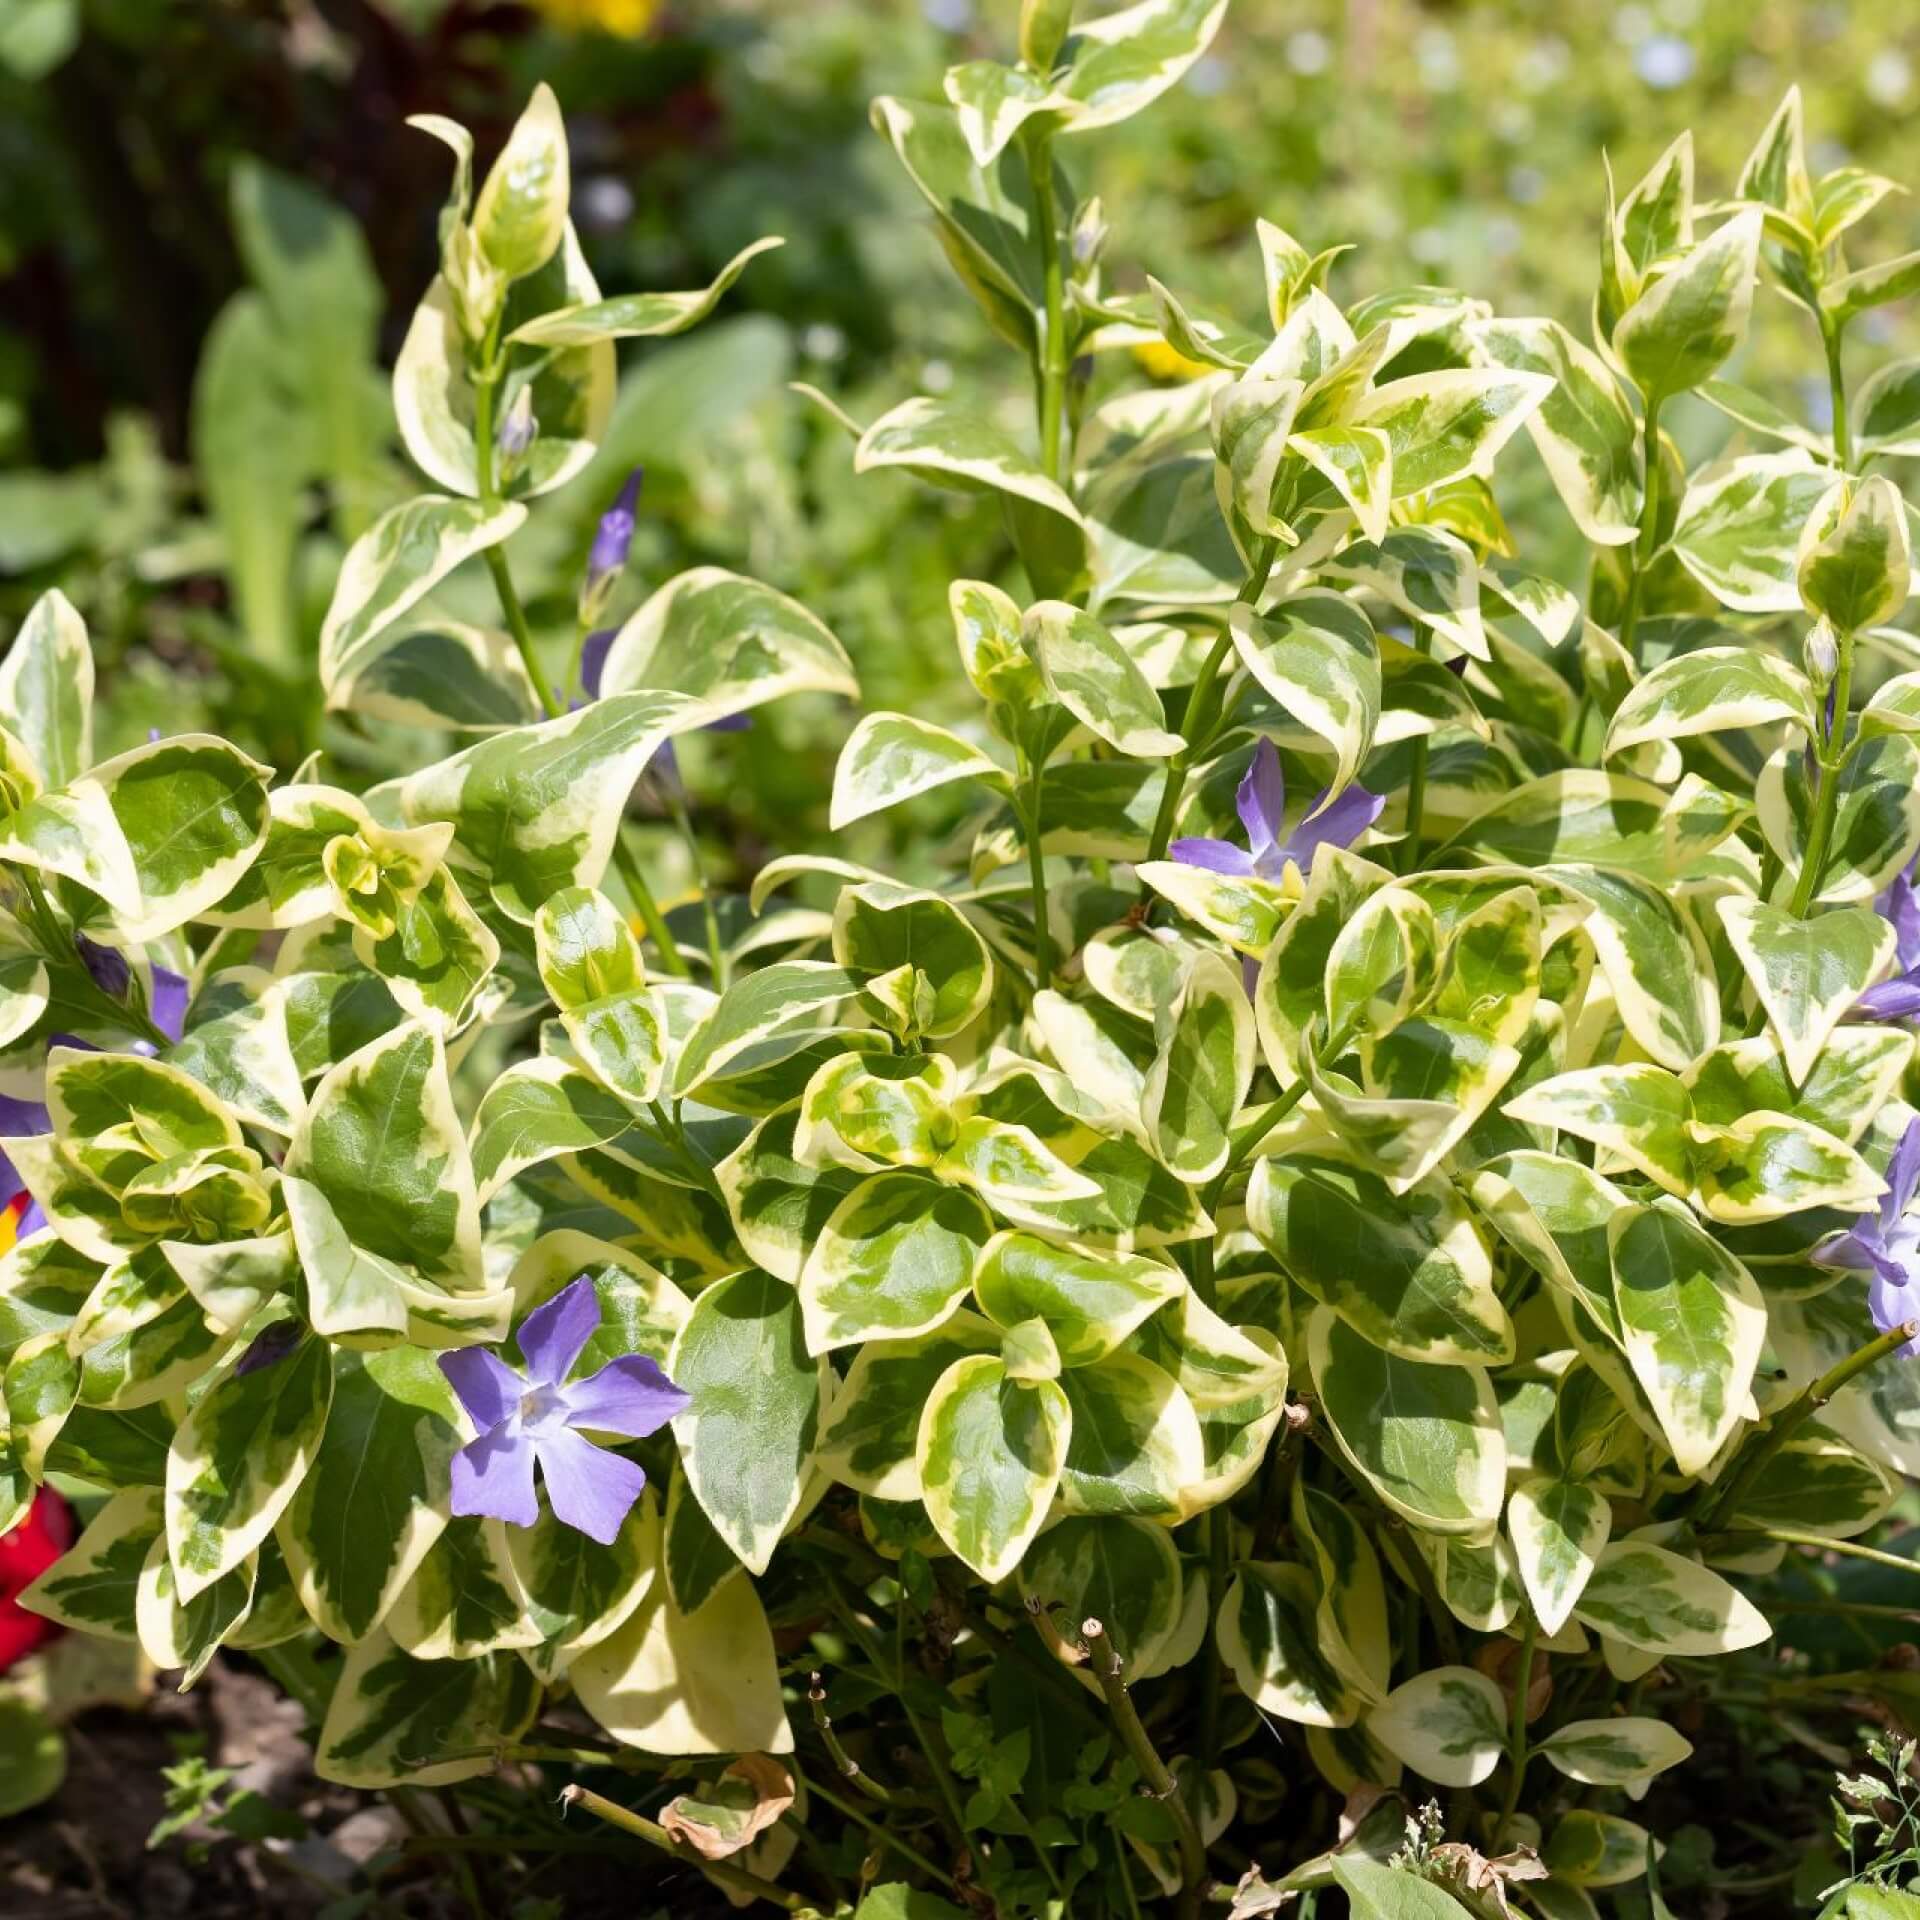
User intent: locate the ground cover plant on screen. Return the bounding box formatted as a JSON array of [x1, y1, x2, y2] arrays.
[[10, 4, 1920, 1917]]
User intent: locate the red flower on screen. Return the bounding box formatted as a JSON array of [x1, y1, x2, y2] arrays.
[[0, 1489, 74, 1671]]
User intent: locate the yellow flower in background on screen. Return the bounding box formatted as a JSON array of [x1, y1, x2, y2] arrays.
[[530, 0, 662, 37], [1131, 337, 1213, 382]]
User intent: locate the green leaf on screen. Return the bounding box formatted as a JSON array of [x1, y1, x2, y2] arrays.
[[1503, 1065, 1693, 1197], [1798, 474, 1912, 633], [1017, 1514, 1184, 1682], [1669, 452, 1835, 613], [386, 1516, 541, 1660], [509, 236, 783, 346], [315, 1628, 539, 1787], [1758, 732, 1920, 905], [857, 398, 1084, 553], [1308, 1306, 1505, 1535], [1469, 317, 1640, 546], [1287, 423, 1392, 545], [277, 1345, 462, 1644], [1051, 0, 1229, 135], [599, 566, 857, 729], [1614, 210, 1762, 403], [506, 1497, 652, 1681], [318, 494, 527, 696], [1348, 366, 1552, 499], [942, 59, 1061, 171], [1249, 1152, 1511, 1364], [0, 588, 91, 786], [815, 1311, 1001, 1500], [669, 1268, 823, 1575], [675, 961, 863, 1099], [1056, 1351, 1203, 1517], [798, 1171, 993, 1354], [1604, 645, 1815, 758], [833, 882, 994, 1041], [1024, 601, 1182, 757], [1142, 947, 1254, 1183], [325, 618, 538, 732], [1366, 1665, 1507, 1786], [469, 1058, 634, 1203], [1508, 1476, 1611, 1636], [831, 712, 1007, 829], [1724, 1420, 1897, 1539], [1571, 1538, 1771, 1653], [1216, 1561, 1357, 1727], [571, 1510, 793, 1756], [18, 1485, 160, 1640], [471, 82, 569, 282], [0, 1697, 64, 1817], [1718, 898, 1892, 1083], [135, 1531, 254, 1688], [1210, 375, 1304, 547], [165, 1328, 333, 1603], [1333, 1856, 1488, 1919], [972, 1229, 1181, 1366], [917, 1355, 1069, 1581], [1612, 1198, 1758, 1466], [286, 1022, 482, 1294], [1539, 1716, 1692, 1787], [1542, 864, 1719, 1070], [1452, 771, 1746, 882], [1230, 591, 1380, 798], [398, 688, 696, 922], [715, 1105, 866, 1284], [1541, 1811, 1656, 1889], [869, 95, 1050, 349]]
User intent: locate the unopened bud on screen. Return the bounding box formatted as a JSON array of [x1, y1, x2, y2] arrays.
[[495, 384, 537, 469], [1071, 196, 1109, 274], [580, 467, 643, 624], [1803, 617, 1838, 685]]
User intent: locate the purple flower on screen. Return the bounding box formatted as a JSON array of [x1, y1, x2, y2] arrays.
[[437, 1276, 689, 1546], [1857, 856, 1920, 1021], [1171, 738, 1383, 883], [582, 468, 644, 616], [1813, 1116, 1920, 1354]]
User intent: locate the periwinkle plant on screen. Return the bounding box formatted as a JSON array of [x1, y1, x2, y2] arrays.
[[7, 6, 1920, 1915]]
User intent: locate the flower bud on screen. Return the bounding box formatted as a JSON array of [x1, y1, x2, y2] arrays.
[[1802, 616, 1838, 685], [580, 468, 643, 625], [495, 383, 538, 481], [1071, 197, 1109, 276]]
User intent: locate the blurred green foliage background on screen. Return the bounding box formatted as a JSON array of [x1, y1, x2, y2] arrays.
[[2, 0, 1917, 885]]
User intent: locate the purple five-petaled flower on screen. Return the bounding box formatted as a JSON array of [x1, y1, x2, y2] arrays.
[[438, 1275, 690, 1546], [1813, 1115, 1920, 1355], [1171, 737, 1383, 883], [1856, 855, 1920, 1021]]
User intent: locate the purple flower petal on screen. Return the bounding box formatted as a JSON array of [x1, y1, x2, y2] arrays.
[[559, 1353, 690, 1438], [151, 967, 189, 1043], [450, 1425, 539, 1528], [1881, 872, 1920, 973], [1868, 1266, 1920, 1353], [1234, 739, 1285, 859], [579, 628, 616, 702], [1285, 783, 1385, 869], [14, 1200, 45, 1242], [518, 1275, 602, 1389], [532, 1425, 647, 1545], [76, 936, 130, 1000], [586, 468, 644, 588], [1811, 1226, 1875, 1272], [439, 1346, 526, 1431], [1857, 974, 1920, 1021], [1170, 836, 1258, 877], [1882, 1117, 1920, 1234]]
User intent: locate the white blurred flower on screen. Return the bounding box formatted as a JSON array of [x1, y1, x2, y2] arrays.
[[1636, 35, 1694, 89], [1868, 50, 1913, 107], [1286, 30, 1331, 75]]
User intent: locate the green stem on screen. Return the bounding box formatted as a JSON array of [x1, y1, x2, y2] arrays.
[[795, 1767, 956, 1892], [1788, 623, 1857, 918], [1028, 132, 1069, 485], [1021, 752, 1053, 991], [1698, 1318, 1918, 1532], [663, 778, 727, 987], [806, 1673, 894, 1806], [1618, 400, 1663, 660], [1196, 1503, 1231, 1792], [470, 328, 688, 977], [559, 1785, 807, 1910], [1825, 315, 1853, 469], [1145, 538, 1279, 864], [1080, 1619, 1207, 1913], [1222, 1017, 1355, 1169], [1706, 1528, 1920, 1579], [1400, 736, 1429, 875], [1492, 1610, 1538, 1850]]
